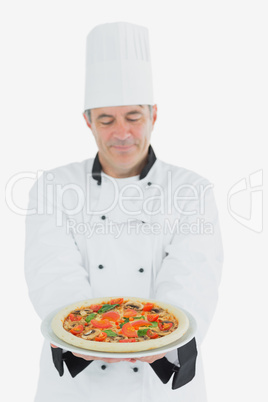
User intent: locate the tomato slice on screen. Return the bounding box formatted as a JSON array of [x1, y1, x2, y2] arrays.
[[147, 330, 159, 339], [102, 311, 120, 321], [142, 303, 154, 311], [90, 304, 102, 312], [121, 322, 138, 337], [147, 314, 159, 322], [70, 325, 84, 335], [158, 321, 173, 331], [91, 319, 113, 329], [119, 338, 137, 343], [131, 319, 152, 329], [123, 309, 138, 318], [95, 332, 107, 342], [69, 313, 82, 322], [110, 298, 124, 305]]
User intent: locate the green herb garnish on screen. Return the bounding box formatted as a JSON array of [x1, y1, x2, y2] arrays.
[[119, 317, 130, 328], [103, 329, 118, 337], [137, 328, 150, 337], [98, 304, 119, 314], [85, 313, 97, 323]]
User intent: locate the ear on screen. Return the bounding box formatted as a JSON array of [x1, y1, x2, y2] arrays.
[[83, 112, 92, 129], [152, 104, 158, 128]]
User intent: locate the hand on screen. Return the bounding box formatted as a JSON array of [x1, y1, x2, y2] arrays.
[[51, 344, 166, 363], [70, 351, 166, 364], [51, 343, 136, 363], [71, 352, 137, 363], [135, 352, 166, 363]]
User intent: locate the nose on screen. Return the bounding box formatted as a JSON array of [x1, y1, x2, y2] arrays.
[[113, 119, 132, 141]]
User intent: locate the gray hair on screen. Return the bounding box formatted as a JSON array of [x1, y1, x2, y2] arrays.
[[84, 105, 153, 124]]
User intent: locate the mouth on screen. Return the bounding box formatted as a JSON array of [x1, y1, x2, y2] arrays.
[[112, 144, 135, 152]]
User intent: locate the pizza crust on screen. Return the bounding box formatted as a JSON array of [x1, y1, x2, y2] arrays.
[[51, 296, 189, 353]]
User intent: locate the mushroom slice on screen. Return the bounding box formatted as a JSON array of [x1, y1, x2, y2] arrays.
[[124, 301, 143, 311], [150, 307, 164, 314], [147, 328, 166, 338], [114, 335, 125, 341], [80, 309, 92, 317], [63, 321, 73, 330], [70, 322, 80, 328], [141, 335, 150, 340], [81, 329, 101, 340], [158, 330, 172, 336]]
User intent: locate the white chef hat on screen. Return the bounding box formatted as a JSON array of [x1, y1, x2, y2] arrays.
[[84, 21, 154, 110]]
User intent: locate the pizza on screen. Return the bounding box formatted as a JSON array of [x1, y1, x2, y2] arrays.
[[51, 296, 189, 353]]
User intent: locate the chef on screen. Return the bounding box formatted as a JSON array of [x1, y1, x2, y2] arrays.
[[24, 22, 223, 402]]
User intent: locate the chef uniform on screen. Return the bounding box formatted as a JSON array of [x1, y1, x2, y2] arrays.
[[24, 22, 223, 402]]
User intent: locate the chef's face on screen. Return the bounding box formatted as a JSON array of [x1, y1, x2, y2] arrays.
[[83, 104, 157, 178]]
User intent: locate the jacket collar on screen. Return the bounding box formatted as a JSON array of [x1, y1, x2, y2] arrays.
[[92, 145, 157, 185]]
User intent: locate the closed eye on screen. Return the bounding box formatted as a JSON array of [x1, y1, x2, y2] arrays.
[[101, 118, 140, 125], [127, 118, 139, 122]]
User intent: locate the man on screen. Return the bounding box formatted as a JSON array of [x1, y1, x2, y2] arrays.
[[25, 22, 223, 401]]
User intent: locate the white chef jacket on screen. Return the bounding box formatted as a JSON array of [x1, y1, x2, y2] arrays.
[[24, 146, 223, 402]]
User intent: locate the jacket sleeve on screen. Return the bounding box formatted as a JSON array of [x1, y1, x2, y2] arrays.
[[24, 173, 93, 376], [51, 347, 93, 378], [150, 180, 223, 388]]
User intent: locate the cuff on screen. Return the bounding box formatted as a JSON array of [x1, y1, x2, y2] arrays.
[[149, 355, 177, 384], [51, 347, 93, 378], [149, 337, 198, 389]]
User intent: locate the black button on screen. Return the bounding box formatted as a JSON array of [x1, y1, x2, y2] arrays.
[[98, 265, 104, 269], [101, 365, 107, 370], [133, 367, 139, 372], [147, 182, 152, 186], [172, 364, 180, 373], [139, 268, 144, 273], [101, 215, 106, 220]]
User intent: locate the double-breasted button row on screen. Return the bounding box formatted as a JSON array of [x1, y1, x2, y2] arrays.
[[98, 265, 145, 273], [101, 365, 139, 373], [97, 181, 152, 186]]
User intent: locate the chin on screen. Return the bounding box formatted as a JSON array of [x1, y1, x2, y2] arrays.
[[110, 148, 138, 161], [113, 155, 136, 167]]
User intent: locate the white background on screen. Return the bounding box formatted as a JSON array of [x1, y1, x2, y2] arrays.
[[1, 1, 267, 401]]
